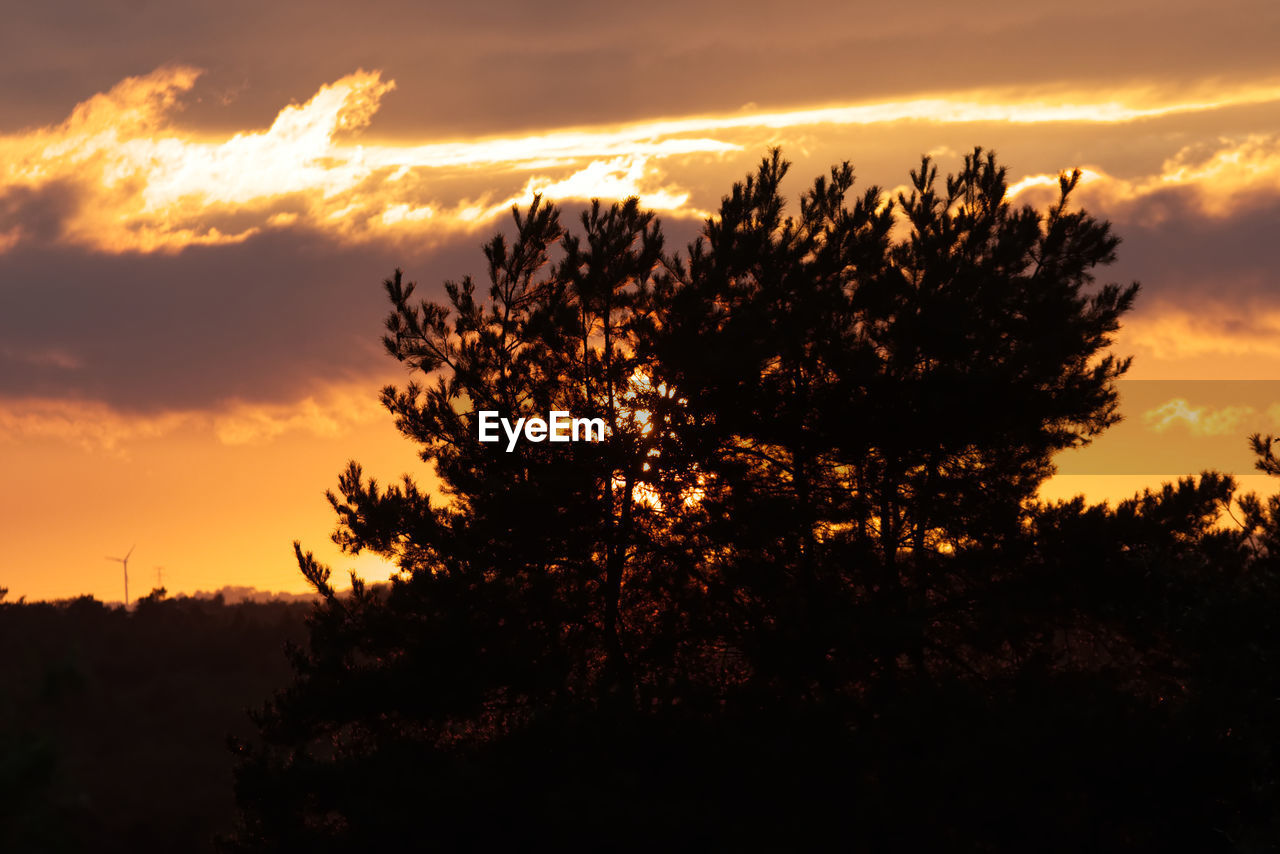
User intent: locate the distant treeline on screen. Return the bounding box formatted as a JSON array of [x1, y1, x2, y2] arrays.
[[184, 586, 321, 606], [0, 592, 311, 854]]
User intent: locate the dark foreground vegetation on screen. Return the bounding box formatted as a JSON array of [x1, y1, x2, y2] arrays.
[[223, 150, 1280, 852], [6, 149, 1280, 852], [0, 593, 310, 853]]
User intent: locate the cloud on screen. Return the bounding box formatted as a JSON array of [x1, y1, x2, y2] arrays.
[[0, 180, 84, 248], [1006, 134, 1280, 220], [1121, 306, 1280, 361], [0, 398, 195, 453], [0, 385, 386, 454], [1143, 398, 1259, 437], [1001, 141, 1280, 349], [4, 65, 1280, 416], [0, 229, 415, 410], [0, 195, 709, 415], [212, 389, 385, 446], [0, 67, 716, 254], [5, 67, 1280, 255], [5, 0, 1278, 140], [0, 345, 83, 371]]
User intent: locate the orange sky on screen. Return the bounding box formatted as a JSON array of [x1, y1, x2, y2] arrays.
[[3, 1, 1280, 602]]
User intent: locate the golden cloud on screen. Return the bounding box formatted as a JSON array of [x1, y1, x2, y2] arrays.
[[0, 398, 195, 454], [1006, 135, 1280, 219], [4, 68, 1280, 254], [1121, 306, 1280, 362], [0, 386, 385, 454], [0, 67, 716, 254], [212, 390, 385, 446], [1143, 398, 1261, 437]]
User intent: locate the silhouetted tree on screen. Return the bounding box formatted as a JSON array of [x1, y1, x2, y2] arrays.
[[229, 150, 1280, 852], [229, 195, 700, 851], [647, 148, 1137, 706], [1024, 456, 1280, 849]]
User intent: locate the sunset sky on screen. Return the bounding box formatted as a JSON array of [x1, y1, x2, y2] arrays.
[[3, 0, 1280, 602]]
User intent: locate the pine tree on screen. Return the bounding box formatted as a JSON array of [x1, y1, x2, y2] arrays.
[[230, 149, 1152, 850], [649, 147, 1138, 702]]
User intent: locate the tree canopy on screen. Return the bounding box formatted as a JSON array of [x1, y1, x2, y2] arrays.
[[227, 149, 1280, 853]]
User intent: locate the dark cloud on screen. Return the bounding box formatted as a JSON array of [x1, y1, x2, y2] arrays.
[[1105, 193, 1280, 306], [0, 206, 705, 413], [0, 228, 474, 411], [1, 0, 1276, 137], [0, 179, 82, 244]]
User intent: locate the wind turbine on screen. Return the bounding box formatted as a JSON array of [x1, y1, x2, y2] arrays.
[[107, 545, 134, 607]]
